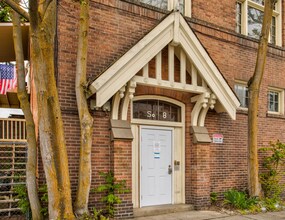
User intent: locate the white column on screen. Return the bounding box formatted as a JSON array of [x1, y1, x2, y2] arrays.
[[156, 51, 162, 83], [168, 45, 175, 85], [191, 64, 197, 86], [180, 49, 186, 85]]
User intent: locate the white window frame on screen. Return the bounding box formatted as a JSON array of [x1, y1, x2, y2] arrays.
[[234, 80, 249, 110], [236, 0, 282, 46], [140, 0, 191, 17], [267, 87, 284, 115]]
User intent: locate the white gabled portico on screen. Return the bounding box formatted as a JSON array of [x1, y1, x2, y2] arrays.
[[88, 10, 240, 210], [88, 11, 240, 124]]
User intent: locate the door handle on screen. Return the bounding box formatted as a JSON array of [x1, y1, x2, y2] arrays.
[[168, 165, 172, 174]]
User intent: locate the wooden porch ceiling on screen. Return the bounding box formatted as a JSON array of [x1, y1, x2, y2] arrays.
[[0, 23, 29, 62], [0, 23, 29, 109], [0, 92, 20, 108]]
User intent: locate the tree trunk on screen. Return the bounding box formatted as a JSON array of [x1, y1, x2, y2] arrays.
[[12, 7, 43, 220], [29, 0, 75, 218], [74, 0, 94, 215], [7, 0, 94, 217], [248, 0, 277, 197]]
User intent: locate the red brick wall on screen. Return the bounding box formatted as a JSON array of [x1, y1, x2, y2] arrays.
[[192, 0, 236, 32], [52, 0, 285, 216], [111, 140, 133, 218], [189, 143, 211, 208]]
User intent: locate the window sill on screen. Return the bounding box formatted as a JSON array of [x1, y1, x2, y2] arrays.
[[237, 110, 285, 119], [266, 112, 285, 119], [237, 108, 248, 115]]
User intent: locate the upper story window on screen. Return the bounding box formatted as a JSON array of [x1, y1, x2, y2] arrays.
[[236, 0, 281, 46], [140, 0, 168, 11], [140, 0, 191, 17], [268, 87, 284, 114], [234, 81, 249, 109]]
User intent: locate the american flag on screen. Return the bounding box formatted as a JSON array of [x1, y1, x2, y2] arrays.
[[0, 64, 17, 95]]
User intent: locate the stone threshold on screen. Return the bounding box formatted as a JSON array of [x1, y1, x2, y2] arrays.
[[133, 204, 194, 218]]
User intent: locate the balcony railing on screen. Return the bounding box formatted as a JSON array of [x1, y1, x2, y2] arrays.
[[0, 118, 26, 142], [0, 118, 27, 218]]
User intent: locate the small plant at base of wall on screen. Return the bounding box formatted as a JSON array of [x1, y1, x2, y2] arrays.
[[93, 171, 130, 218], [259, 140, 285, 202], [210, 192, 218, 205], [79, 209, 108, 220], [223, 189, 258, 211]]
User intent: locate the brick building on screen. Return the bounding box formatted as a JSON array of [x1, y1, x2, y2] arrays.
[[55, 0, 285, 218]]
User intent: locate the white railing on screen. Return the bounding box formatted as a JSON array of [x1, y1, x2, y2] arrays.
[[0, 118, 26, 141]]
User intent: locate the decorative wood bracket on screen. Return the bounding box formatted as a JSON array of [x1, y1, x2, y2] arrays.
[[191, 91, 217, 127]]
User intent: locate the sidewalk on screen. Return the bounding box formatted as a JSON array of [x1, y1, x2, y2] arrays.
[[131, 210, 285, 220]]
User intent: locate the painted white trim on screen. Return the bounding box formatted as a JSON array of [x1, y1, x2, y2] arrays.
[[89, 14, 175, 105], [156, 52, 162, 81], [120, 91, 130, 120], [184, 0, 192, 17], [133, 75, 208, 94], [131, 125, 139, 208], [267, 86, 284, 115], [111, 92, 121, 120], [237, 0, 282, 46], [168, 0, 192, 17], [89, 12, 239, 120], [180, 49, 186, 85], [132, 95, 186, 125], [191, 64, 198, 86], [143, 64, 149, 78], [168, 45, 175, 84], [234, 80, 248, 110], [179, 17, 240, 119], [119, 80, 137, 120]]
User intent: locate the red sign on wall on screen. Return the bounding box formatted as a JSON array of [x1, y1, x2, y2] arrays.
[[213, 134, 223, 144]]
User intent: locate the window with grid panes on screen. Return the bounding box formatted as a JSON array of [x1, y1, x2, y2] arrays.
[[267, 87, 284, 115], [268, 90, 280, 113], [234, 82, 249, 108], [236, 0, 281, 46]]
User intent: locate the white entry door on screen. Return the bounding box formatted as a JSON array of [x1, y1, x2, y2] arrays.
[[140, 127, 172, 207]]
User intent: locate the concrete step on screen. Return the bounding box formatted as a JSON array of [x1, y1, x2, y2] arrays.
[[133, 204, 194, 218]]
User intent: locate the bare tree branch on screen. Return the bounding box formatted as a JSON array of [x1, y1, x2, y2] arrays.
[[38, 0, 54, 21], [4, 0, 29, 21]]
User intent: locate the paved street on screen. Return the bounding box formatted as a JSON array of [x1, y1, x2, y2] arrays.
[[131, 210, 285, 220]]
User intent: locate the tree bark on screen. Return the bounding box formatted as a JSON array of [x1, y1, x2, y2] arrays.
[[7, 0, 94, 218], [12, 7, 43, 220], [74, 0, 94, 215], [29, 0, 75, 218], [248, 0, 277, 197]]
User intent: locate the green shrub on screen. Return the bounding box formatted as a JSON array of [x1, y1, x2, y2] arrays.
[[259, 197, 284, 212], [79, 208, 108, 220], [14, 184, 48, 217], [259, 140, 285, 201], [224, 189, 258, 210], [14, 184, 30, 215]]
